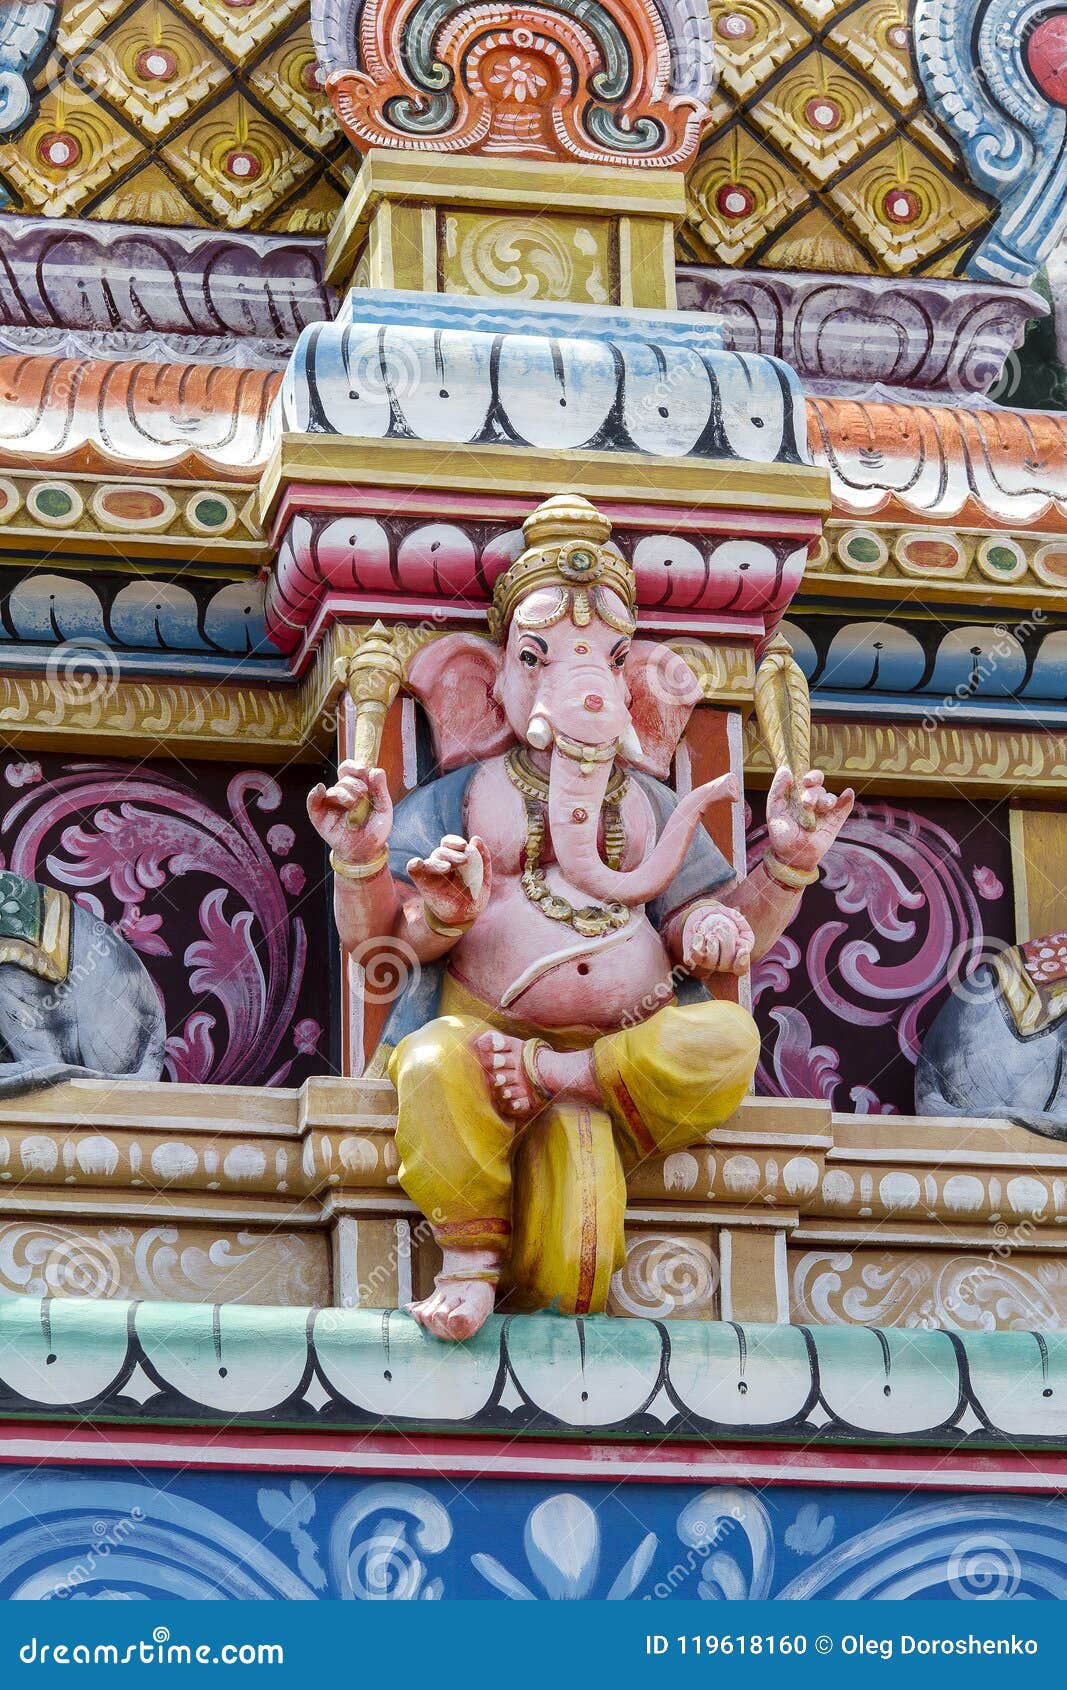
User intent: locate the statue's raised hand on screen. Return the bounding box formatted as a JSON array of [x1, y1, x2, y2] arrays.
[[766, 765, 854, 872], [307, 762, 393, 866], [406, 835, 492, 934]]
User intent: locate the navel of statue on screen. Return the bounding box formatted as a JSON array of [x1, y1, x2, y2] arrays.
[[307, 495, 854, 1342]]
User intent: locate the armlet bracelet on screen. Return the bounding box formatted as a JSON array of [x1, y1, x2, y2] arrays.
[[423, 905, 473, 939], [330, 847, 389, 881], [762, 850, 819, 890]]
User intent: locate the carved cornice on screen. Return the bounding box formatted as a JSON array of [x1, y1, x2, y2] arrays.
[[267, 496, 810, 664], [1, 1299, 1066, 1442], [745, 716, 1067, 798], [0, 217, 334, 350], [809, 395, 1067, 530], [678, 265, 1046, 403], [0, 353, 280, 481], [781, 608, 1067, 725], [314, 0, 714, 166]]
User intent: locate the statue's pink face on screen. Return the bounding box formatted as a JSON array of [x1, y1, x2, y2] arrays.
[[494, 587, 636, 754]]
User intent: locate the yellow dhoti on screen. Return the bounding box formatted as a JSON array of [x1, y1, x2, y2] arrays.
[[388, 975, 759, 1315]]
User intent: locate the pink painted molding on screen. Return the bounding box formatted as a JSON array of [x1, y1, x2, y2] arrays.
[[267, 493, 816, 664]]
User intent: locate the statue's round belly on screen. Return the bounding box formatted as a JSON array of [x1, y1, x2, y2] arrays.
[[451, 892, 674, 1033]]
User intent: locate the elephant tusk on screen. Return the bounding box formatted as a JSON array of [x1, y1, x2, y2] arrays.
[[619, 724, 643, 763], [526, 713, 553, 750]]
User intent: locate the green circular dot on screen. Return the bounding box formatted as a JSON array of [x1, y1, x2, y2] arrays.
[[36, 487, 73, 518], [846, 535, 882, 563], [193, 497, 230, 529], [986, 545, 1018, 571]]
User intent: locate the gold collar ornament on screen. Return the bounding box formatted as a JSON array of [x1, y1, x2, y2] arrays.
[[505, 750, 629, 939], [489, 495, 637, 642]]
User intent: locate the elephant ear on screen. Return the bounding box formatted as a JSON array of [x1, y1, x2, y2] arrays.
[[405, 633, 514, 772], [624, 640, 703, 778]]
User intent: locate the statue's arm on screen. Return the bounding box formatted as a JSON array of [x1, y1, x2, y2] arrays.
[[309, 763, 490, 960], [656, 764, 855, 977]]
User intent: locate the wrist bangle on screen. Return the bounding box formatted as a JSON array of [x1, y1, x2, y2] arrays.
[[330, 847, 389, 882], [762, 850, 819, 890], [422, 905, 473, 939]]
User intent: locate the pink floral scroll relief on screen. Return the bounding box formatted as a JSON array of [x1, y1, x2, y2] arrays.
[[748, 800, 1003, 1114], [2, 761, 316, 1087]]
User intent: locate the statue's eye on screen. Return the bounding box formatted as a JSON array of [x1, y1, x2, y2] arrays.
[[519, 648, 541, 668], [613, 648, 629, 668]]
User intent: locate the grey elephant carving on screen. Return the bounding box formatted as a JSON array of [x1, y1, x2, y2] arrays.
[[0, 869, 165, 1095], [915, 933, 1067, 1138]]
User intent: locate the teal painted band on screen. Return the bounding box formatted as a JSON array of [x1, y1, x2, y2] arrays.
[[2, 1298, 1063, 1449]]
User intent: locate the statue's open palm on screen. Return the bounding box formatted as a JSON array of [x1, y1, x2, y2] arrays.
[[766, 766, 854, 872]]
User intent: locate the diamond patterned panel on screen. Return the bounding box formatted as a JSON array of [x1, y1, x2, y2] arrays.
[[748, 50, 897, 185], [827, 133, 990, 271], [0, 0, 352, 230], [687, 123, 810, 265], [77, 1, 229, 138], [825, 0, 916, 113], [166, 0, 305, 58], [684, 0, 994, 277], [161, 89, 319, 225]]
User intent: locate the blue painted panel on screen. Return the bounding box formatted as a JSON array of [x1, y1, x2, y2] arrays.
[[4, 1466, 1066, 1602]]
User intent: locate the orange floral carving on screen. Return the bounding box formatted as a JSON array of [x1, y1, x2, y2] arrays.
[[325, 0, 712, 166]]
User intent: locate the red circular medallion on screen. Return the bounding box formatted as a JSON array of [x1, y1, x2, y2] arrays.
[[716, 12, 756, 38], [225, 149, 263, 181], [716, 182, 754, 219], [135, 46, 178, 81], [37, 131, 81, 169], [1027, 13, 1067, 105], [805, 95, 842, 131], [883, 185, 920, 224]]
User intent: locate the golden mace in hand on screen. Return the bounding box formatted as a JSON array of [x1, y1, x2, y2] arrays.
[[335, 623, 406, 829], [754, 632, 817, 830]]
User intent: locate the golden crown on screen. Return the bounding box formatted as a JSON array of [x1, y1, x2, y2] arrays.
[[488, 495, 638, 642]]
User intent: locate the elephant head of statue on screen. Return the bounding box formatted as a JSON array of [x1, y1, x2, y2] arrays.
[[405, 495, 734, 909]]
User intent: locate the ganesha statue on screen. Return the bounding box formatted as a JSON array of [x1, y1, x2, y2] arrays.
[[308, 496, 853, 1340]]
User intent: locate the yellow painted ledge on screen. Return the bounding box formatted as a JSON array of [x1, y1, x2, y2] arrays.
[[260, 435, 832, 528]]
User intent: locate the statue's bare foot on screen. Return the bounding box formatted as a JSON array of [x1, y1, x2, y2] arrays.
[[407, 1247, 501, 1341], [474, 1030, 539, 1116], [474, 1030, 602, 1115]]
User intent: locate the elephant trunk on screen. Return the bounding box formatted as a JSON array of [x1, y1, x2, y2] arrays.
[[545, 737, 736, 908]]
